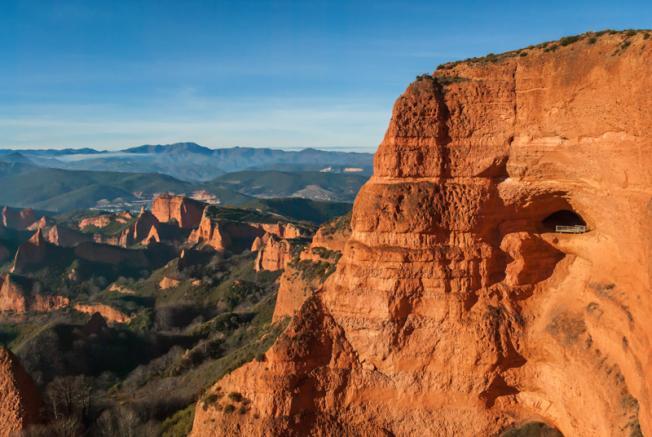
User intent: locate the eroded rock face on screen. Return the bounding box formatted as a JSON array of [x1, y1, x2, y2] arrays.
[[78, 214, 111, 230], [159, 276, 181, 290], [46, 225, 92, 247], [11, 229, 65, 274], [188, 211, 265, 253], [255, 223, 307, 239], [151, 194, 205, 229], [191, 33, 652, 437], [73, 303, 132, 324], [272, 217, 349, 322], [117, 210, 159, 247], [300, 213, 350, 264], [1, 207, 36, 230], [253, 234, 293, 272], [0, 347, 41, 435], [0, 273, 69, 314], [27, 216, 52, 231]]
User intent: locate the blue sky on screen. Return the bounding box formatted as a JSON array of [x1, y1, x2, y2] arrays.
[[1, 0, 650, 151]]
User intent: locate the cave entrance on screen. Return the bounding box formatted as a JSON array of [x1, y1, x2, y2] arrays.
[[542, 210, 587, 233]]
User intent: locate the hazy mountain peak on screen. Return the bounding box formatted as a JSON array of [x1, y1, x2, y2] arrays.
[[123, 142, 212, 155]]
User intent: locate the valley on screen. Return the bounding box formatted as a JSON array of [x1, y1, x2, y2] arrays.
[[3, 1, 651, 434], [0, 193, 351, 435]]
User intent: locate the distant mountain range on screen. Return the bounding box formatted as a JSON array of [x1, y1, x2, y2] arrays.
[[0, 142, 374, 182], [0, 160, 368, 212]]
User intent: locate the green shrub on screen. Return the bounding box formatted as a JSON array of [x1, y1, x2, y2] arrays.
[[224, 404, 236, 414], [160, 404, 195, 437], [435, 75, 468, 86], [201, 393, 220, 410], [588, 36, 597, 44], [559, 35, 581, 46], [228, 392, 243, 402]]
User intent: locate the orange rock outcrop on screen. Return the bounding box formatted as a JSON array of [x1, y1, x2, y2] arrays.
[[299, 213, 350, 263], [191, 32, 652, 437], [151, 194, 205, 229], [188, 210, 264, 253], [0, 347, 41, 436], [271, 216, 349, 322], [11, 229, 64, 274], [253, 234, 293, 272], [73, 303, 132, 324], [255, 222, 306, 239], [27, 216, 52, 231], [159, 276, 181, 290], [118, 210, 159, 247], [78, 214, 111, 230], [0, 273, 69, 313], [46, 224, 91, 247]]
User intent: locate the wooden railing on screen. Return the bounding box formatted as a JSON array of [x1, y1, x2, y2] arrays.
[[555, 225, 587, 234]]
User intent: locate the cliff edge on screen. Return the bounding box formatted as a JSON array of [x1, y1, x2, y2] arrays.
[[191, 31, 652, 436]]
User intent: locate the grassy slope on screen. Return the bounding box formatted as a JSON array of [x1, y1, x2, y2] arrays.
[[245, 197, 352, 224], [0, 166, 194, 211], [204, 170, 368, 202]]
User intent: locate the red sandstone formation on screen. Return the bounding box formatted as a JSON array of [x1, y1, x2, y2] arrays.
[[188, 210, 264, 253], [271, 263, 319, 322], [250, 236, 264, 252], [256, 222, 306, 239], [273, 217, 349, 322], [118, 210, 160, 247], [1, 207, 36, 230], [300, 213, 350, 263], [26, 216, 52, 231], [253, 234, 293, 272], [159, 276, 181, 290], [191, 33, 652, 437], [107, 283, 136, 295], [79, 212, 133, 232], [11, 229, 63, 274], [46, 224, 91, 247], [151, 194, 205, 229], [0, 273, 69, 313], [0, 347, 41, 436], [73, 303, 132, 324], [78, 214, 111, 230]]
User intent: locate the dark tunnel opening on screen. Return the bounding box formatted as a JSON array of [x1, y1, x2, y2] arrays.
[[542, 209, 587, 233]]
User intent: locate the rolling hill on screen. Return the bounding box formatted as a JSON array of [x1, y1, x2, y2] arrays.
[[204, 170, 368, 202], [0, 161, 362, 214]]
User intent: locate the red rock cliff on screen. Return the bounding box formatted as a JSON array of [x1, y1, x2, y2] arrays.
[[0, 273, 69, 313], [191, 32, 652, 437], [188, 210, 265, 253], [151, 194, 205, 229], [253, 234, 293, 272], [0, 347, 41, 436]]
